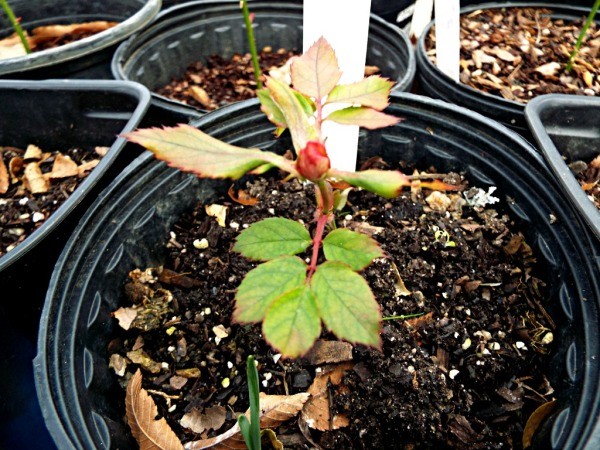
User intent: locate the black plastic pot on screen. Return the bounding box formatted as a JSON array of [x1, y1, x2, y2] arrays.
[[0, 0, 161, 79], [415, 2, 593, 138], [0, 79, 151, 449], [112, 0, 416, 123], [525, 94, 600, 242], [35, 94, 600, 449]]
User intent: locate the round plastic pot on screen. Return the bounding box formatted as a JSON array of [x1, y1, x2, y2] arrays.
[[35, 93, 600, 449], [0, 0, 161, 79], [112, 0, 416, 121], [0, 79, 150, 449], [525, 94, 600, 242], [415, 2, 593, 139]]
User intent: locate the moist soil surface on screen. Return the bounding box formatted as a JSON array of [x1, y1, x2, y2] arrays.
[[109, 161, 556, 449], [0, 145, 105, 256], [155, 47, 297, 111], [426, 7, 600, 103]]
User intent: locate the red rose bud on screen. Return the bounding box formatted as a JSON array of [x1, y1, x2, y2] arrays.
[[296, 140, 330, 181]]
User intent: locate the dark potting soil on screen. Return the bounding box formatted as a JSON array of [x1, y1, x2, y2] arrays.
[[109, 161, 555, 449], [155, 47, 298, 111], [0, 145, 105, 256], [426, 7, 600, 103]]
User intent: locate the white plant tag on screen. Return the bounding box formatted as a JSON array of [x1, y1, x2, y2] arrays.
[[409, 0, 434, 42], [434, 0, 460, 82], [303, 0, 372, 172]]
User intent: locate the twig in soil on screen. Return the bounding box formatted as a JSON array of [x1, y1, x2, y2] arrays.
[[382, 312, 425, 321]]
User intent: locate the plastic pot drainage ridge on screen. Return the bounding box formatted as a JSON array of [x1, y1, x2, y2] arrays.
[[35, 94, 600, 449], [112, 0, 416, 122], [415, 2, 593, 140]]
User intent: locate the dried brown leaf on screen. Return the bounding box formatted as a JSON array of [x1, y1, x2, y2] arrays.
[[31, 21, 118, 39], [126, 370, 184, 450], [391, 260, 412, 296], [0, 155, 8, 194], [77, 159, 100, 175], [95, 146, 110, 157], [24, 162, 49, 194], [127, 349, 163, 374], [8, 156, 23, 182], [23, 144, 43, 160], [522, 400, 557, 448], [189, 86, 212, 108], [303, 340, 353, 365], [50, 154, 79, 178], [227, 185, 259, 206], [186, 392, 309, 449], [112, 306, 139, 331], [180, 406, 227, 434], [158, 268, 203, 288], [534, 62, 561, 77], [404, 312, 434, 330], [301, 362, 354, 431]]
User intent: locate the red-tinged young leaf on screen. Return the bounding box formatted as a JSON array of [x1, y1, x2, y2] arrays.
[[330, 168, 412, 198], [310, 262, 382, 349], [326, 76, 395, 110], [123, 124, 296, 179], [257, 88, 287, 129], [291, 36, 342, 99], [263, 285, 321, 357], [420, 179, 462, 191], [325, 106, 401, 130], [322, 228, 384, 271], [233, 217, 312, 261], [265, 77, 318, 153], [234, 256, 307, 323]]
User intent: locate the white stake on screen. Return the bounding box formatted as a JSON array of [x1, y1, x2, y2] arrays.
[[303, 0, 372, 172], [434, 0, 460, 82]]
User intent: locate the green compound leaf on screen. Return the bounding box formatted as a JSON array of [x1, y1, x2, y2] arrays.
[[325, 106, 400, 130], [123, 124, 295, 180], [263, 286, 321, 358], [233, 217, 312, 261], [326, 76, 395, 110], [311, 262, 382, 349], [323, 228, 384, 271], [234, 256, 306, 323]]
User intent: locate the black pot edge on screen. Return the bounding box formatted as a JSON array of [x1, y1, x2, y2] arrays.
[[0, 79, 152, 272], [525, 94, 600, 242], [111, 0, 416, 118], [415, 2, 594, 130]]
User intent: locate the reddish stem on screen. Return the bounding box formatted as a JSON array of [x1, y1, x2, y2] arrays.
[[307, 212, 329, 281], [307, 180, 334, 281]]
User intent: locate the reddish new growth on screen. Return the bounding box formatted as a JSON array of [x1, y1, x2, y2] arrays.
[[125, 37, 458, 358]]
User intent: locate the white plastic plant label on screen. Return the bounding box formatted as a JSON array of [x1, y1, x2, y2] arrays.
[[434, 0, 460, 82], [303, 0, 372, 172]]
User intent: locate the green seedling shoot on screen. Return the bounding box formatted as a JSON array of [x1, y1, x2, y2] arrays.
[[124, 36, 458, 358], [433, 226, 456, 248], [238, 355, 261, 450], [240, 0, 262, 89], [0, 0, 30, 54], [566, 0, 599, 72]]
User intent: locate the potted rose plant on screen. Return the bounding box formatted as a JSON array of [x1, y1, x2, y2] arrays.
[[35, 38, 600, 449]]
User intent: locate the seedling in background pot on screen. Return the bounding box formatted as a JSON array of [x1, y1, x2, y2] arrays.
[[0, 0, 31, 54], [125, 36, 458, 358]]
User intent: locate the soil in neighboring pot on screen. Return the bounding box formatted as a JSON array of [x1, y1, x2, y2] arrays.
[[426, 7, 600, 103], [0, 21, 118, 60], [570, 152, 600, 210], [0, 144, 106, 256], [109, 160, 556, 449], [155, 47, 298, 111]]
